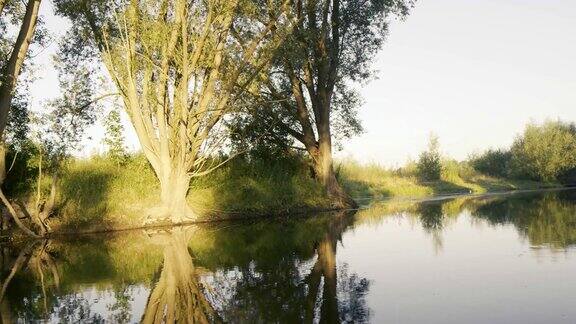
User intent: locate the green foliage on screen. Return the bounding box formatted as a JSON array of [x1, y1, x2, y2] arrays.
[[5, 82, 31, 148], [228, 108, 295, 161], [3, 141, 40, 196], [55, 154, 159, 229], [242, 0, 414, 158], [41, 40, 101, 161], [1, 0, 48, 143], [417, 134, 442, 181], [103, 109, 127, 165], [509, 121, 576, 182], [470, 149, 512, 178]]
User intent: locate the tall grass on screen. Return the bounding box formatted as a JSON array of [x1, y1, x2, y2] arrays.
[[36, 154, 330, 230]]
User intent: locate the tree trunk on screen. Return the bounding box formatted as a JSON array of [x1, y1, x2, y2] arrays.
[[312, 132, 357, 209], [0, 189, 40, 237], [0, 0, 42, 138], [0, 0, 42, 236], [0, 0, 7, 18], [157, 168, 195, 223], [0, 144, 5, 186]]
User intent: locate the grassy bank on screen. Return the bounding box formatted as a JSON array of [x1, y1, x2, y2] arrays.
[[22, 155, 332, 232], [6, 154, 555, 233], [338, 159, 554, 201]]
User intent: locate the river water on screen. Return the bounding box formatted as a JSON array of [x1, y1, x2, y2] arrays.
[[1, 190, 576, 323]]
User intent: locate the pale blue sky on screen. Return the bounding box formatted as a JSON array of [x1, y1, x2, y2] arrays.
[[29, 0, 576, 166]]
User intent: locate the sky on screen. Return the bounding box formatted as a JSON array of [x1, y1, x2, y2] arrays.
[[28, 0, 576, 166]]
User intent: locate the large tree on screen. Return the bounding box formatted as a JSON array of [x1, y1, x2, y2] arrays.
[[0, 0, 43, 183], [0, 0, 46, 237], [53, 0, 294, 222], [253, 0, 412, 208]]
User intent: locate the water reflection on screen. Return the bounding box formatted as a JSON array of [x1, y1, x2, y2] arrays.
[[191, 211, 370, 323], [1, 190, 576, 322], [357, 190, 576, 252], [0, 211, 368, 323], [471, 191, 576, 249]]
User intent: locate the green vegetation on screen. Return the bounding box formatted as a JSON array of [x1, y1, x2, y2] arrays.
[[5, 153, 333, 231], [468, 120, 576, 183], [102, 108, 128, 165], [2, 146, 552, 232], [509, 120, 576, 182], [0, 0, 573, 237], [338, 158, 548, 200], [3, 119, 570, 234], [417, 134, 442, 181], [469, 149, 511, 178]]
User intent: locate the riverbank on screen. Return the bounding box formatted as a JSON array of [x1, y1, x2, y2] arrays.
[[10, 186, 571, 240], [3, 154, 557, 235]]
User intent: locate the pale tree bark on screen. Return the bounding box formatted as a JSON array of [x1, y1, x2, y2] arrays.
[[74, 0, 293, 223], [142, 228, 219, 324]]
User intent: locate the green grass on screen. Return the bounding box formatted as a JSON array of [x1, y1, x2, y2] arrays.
[[188, 157, 330, 216], [337, 158, 554, 200], [8, 154, 555, 232], [38, 154, 330, 231]]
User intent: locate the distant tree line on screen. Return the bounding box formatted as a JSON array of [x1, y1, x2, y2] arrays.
[[470, 120, 576, 183]]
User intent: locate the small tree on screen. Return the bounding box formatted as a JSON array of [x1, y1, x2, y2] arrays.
[[103, 108, 127, 165], [417, 134, 442, 181], [15, 38, 103, 235]]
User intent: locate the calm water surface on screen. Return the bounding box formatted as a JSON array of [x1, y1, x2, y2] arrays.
[[2, 190, 576, 323]]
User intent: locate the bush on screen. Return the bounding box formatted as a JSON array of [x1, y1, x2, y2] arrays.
[[470, 149, 511, 178], [3, 142, 40, 196], [417, 135, 442, 181], [509, 121, 576, 182]]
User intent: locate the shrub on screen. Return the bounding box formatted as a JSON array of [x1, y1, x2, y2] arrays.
[[470, 149, 512, 178], [417, 135, 442, 181], [509, 121, 576, 182]]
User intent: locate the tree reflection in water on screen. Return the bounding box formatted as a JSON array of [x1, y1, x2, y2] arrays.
[[1, 241, 57, 322], [3, 191, 575, 322], [193, 210, 370, 323], [0, 210, 370, 323], [470, 190, 576, 249], [141, 227, 218, 324]]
